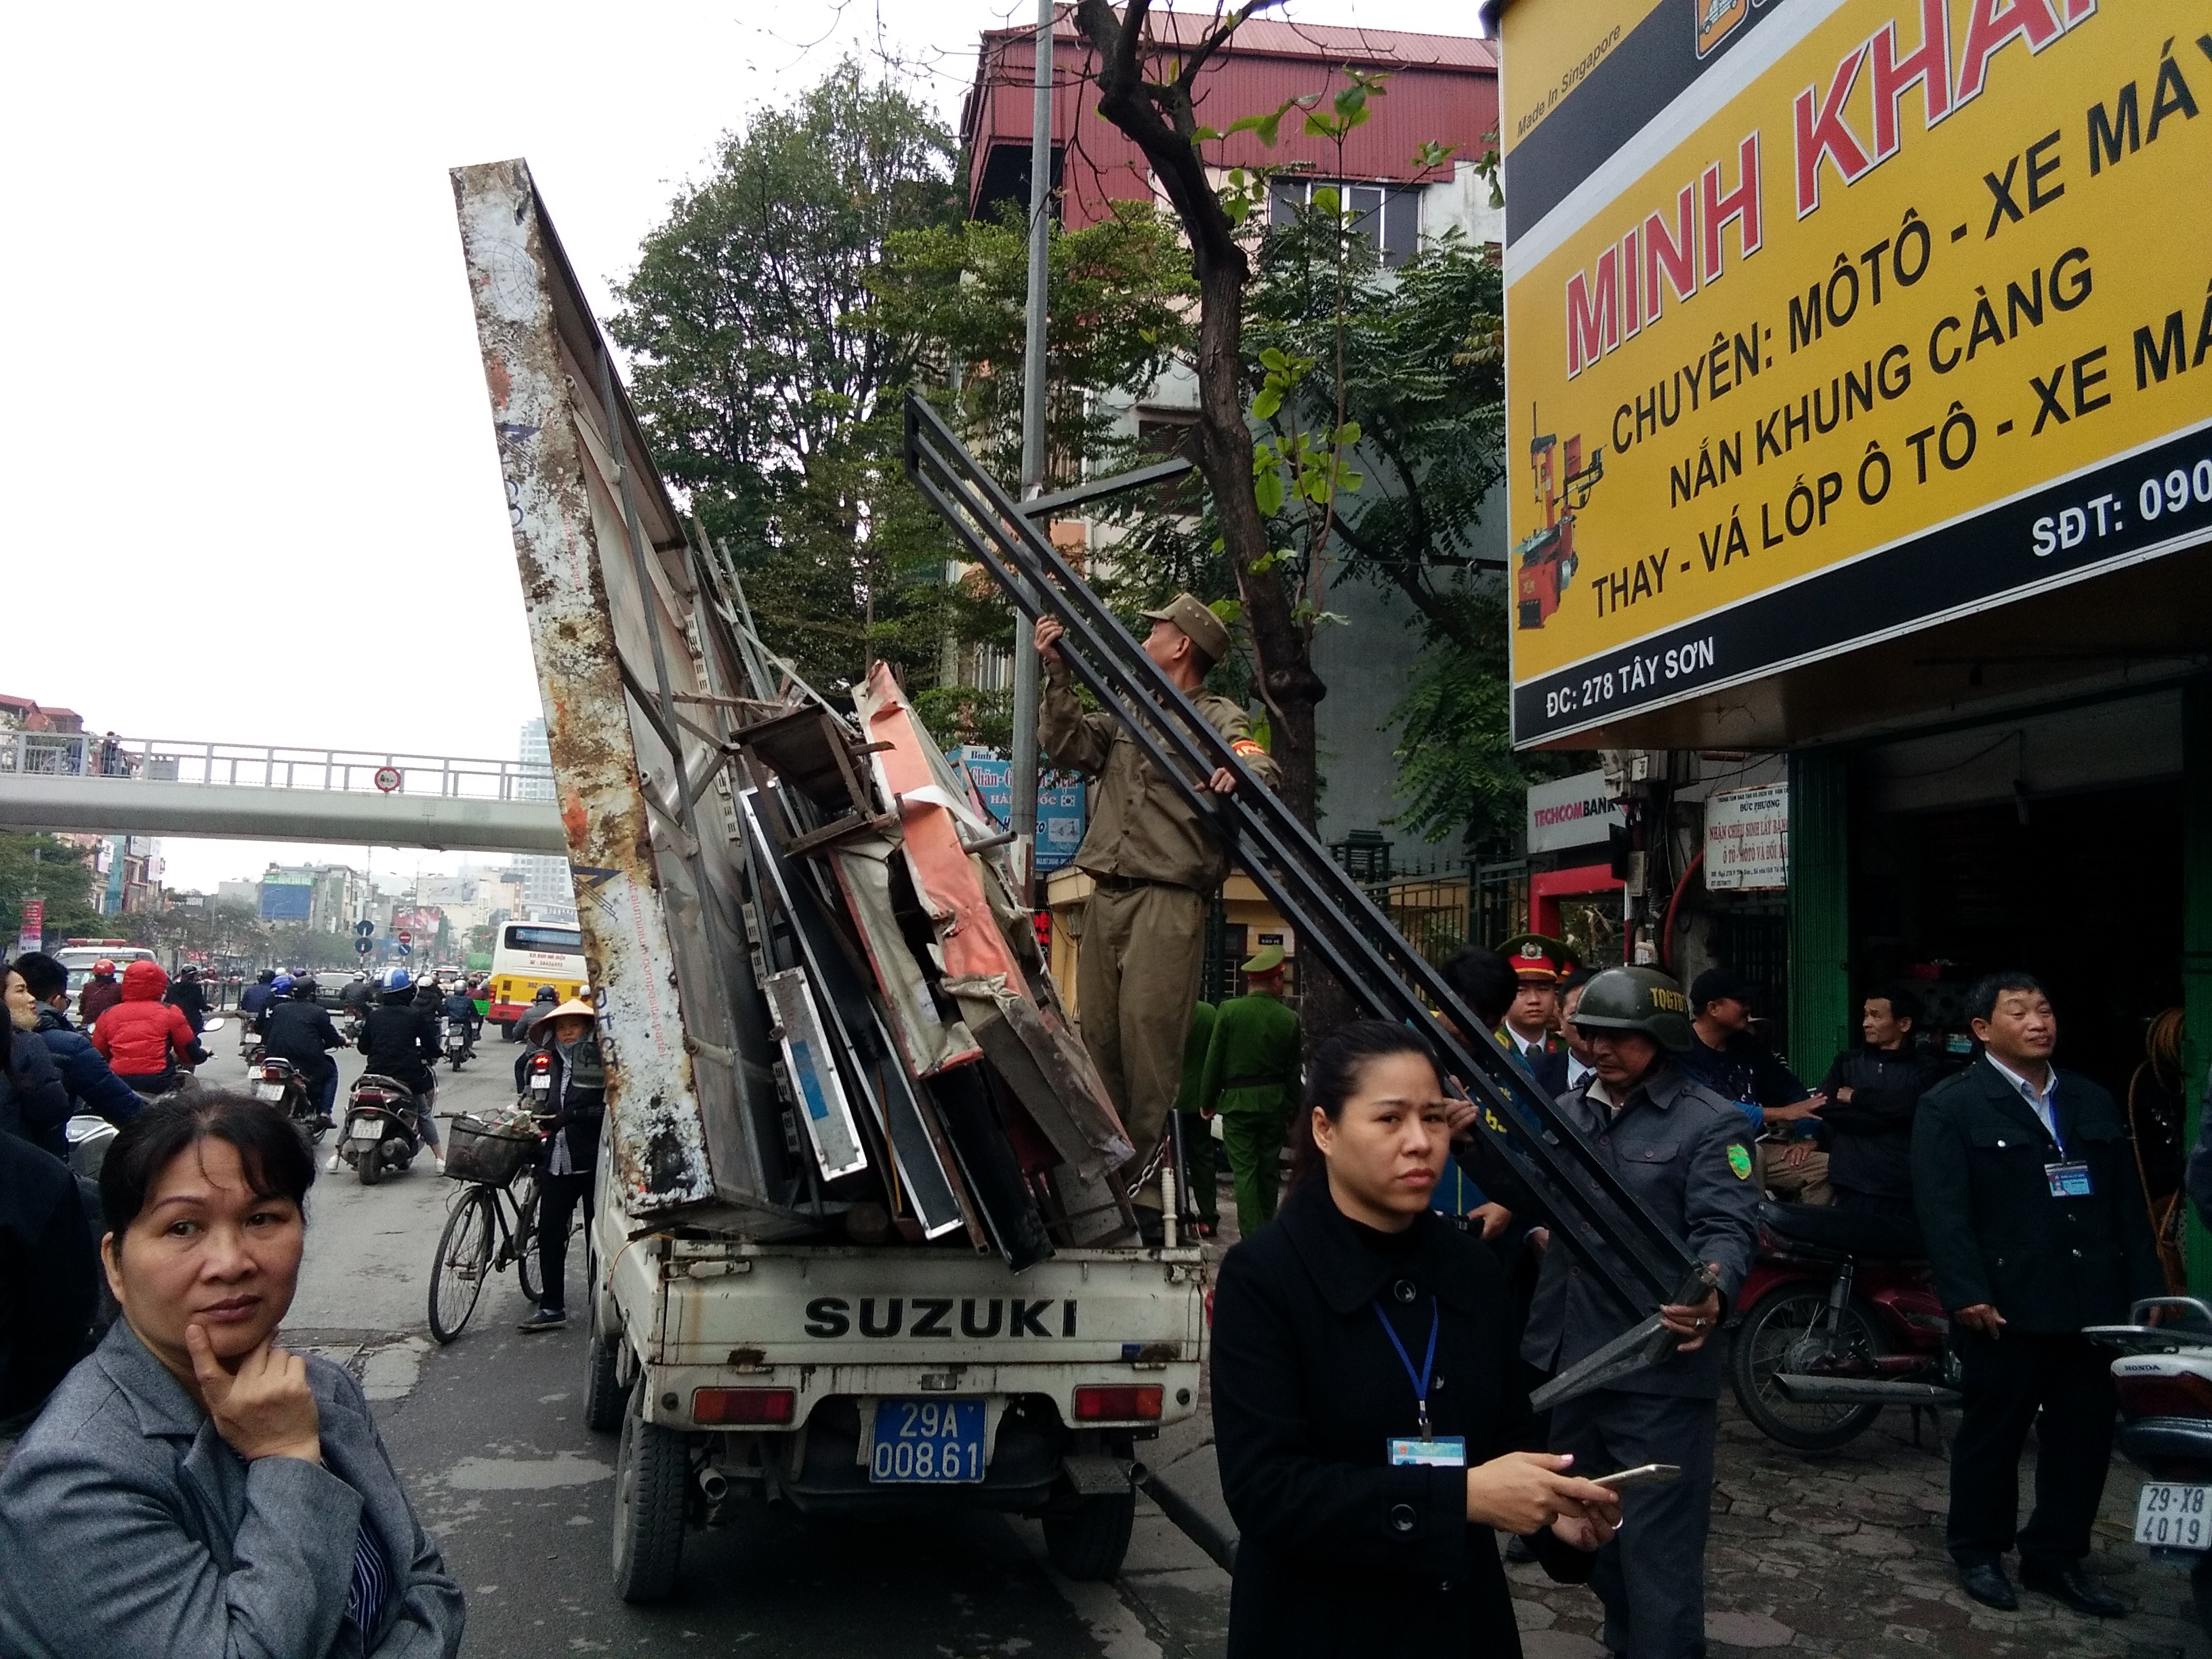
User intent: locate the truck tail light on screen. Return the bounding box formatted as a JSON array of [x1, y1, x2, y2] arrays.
[[691, 1387, 796, 1425], [1073, 1385, 1162, 1422], [2116, 1370, 2212, 1421]]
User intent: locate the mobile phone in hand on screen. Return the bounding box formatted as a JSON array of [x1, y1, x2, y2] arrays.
[[1591, 1462, 1681, 1491]]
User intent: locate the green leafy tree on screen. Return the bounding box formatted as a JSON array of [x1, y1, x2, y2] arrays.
[[611, 64, 962, 692], [863, 199, 1198, 743], [0, 833, 110, 944]]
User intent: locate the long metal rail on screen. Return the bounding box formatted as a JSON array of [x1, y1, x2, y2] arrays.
[[903, 391, 1698, 1311]]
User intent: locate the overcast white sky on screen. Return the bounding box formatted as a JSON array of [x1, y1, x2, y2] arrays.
[[1, 0, 1478, 893]]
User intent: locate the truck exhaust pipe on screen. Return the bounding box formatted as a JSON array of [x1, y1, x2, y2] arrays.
[[697, 1467, 730, 1504]]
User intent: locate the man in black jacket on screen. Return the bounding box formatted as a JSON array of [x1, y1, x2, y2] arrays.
[[162, 965, 209, 1036], [358, 970, 444, 1170], [262, 980, 345, 1126], [1816, 985, 1943, 1225], [1913, 971, 2163, 1618]]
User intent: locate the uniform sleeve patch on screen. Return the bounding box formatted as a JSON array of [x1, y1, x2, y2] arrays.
[[1229, 738, 1267, 758], [1726, 1143, 1753, 1181]]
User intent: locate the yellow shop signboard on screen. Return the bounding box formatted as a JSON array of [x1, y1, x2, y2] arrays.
[[1494, 0, 2212, 743]]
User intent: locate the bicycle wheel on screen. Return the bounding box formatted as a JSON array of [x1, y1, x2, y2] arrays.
[[429, 1186, 495, 1344], [512, 1175, 544, 1307]]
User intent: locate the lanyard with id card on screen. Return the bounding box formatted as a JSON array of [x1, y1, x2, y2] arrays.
[[1376, 1297, 1466, 1469], [2034, 1090, 2094, 1199]]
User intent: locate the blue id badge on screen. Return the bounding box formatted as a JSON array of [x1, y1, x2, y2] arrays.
[[1389, 1436, 1467, 1468], [2046, 1161, 2093, 1198]]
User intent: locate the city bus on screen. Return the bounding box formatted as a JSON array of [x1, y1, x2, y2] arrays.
[[487, 921, 588, 1039]]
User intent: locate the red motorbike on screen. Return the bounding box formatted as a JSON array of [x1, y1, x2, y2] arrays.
[[1728, 1202, 1959, 1452]]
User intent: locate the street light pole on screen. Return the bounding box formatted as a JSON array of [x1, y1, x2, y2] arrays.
[[1008, 0, 1055, 903]]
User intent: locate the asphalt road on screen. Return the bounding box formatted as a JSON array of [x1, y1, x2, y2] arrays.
[[273, 1031, 1232, 1659]]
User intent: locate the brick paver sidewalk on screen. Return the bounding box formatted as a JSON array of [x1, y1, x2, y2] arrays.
[[1509, 1395, 2212, 1659]]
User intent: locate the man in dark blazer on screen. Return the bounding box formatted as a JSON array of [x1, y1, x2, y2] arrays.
[[1913, 971, 2163, 1618]]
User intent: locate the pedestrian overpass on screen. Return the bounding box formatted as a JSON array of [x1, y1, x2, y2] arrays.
[[0, 729, 567, 853]]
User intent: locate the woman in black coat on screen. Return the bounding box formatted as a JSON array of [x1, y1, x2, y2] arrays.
[[1211, 1021, 1618, 1658]]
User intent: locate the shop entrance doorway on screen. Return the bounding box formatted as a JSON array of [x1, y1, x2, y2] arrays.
[[1853, 779, 2183, 1102]]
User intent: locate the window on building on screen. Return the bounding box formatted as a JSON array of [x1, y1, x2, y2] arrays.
[[1267, 179, 1422, 268]]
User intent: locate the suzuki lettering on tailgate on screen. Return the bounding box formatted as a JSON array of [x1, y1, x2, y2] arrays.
[[804, 1296, 1079, 1338]]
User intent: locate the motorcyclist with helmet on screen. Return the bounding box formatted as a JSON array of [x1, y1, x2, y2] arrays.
[[162, 964, 209, 1037], [339, 970, 375, 1018], [260, 974, 344, 1128], [76, 960, 125, 1028], [440, 979, 479, 1061], [1519, 966, 1763, 1659], [357, 967, 444, 1172], [236, 969, 279, 1036]]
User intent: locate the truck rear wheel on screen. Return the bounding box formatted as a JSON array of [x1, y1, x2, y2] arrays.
[[583, 1333, 627, 1433], [1043, 1488, 1134, 1581], [612, 1389, 687, 1601]]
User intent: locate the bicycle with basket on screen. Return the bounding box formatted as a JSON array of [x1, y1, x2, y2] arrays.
[[428, 1107, 544, 1342]]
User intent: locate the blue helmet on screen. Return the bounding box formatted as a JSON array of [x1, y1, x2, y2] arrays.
[[380, 966, 412, 992], [270, 973, 295, 996]]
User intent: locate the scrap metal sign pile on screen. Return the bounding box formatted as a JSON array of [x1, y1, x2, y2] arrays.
[[456, 157, 1701, 1342], [454, 157, 1134, 1265]]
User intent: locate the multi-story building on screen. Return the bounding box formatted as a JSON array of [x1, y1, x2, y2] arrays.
[[516, 719, 579, 925], [258, 863, 370, 935]]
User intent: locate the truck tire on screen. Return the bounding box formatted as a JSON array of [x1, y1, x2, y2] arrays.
[[583, 1334, 627, 1433], [612, 1389, 687, 1601], [1042, 1487, 1134, 1581], [500, 1021, 517, 1043]]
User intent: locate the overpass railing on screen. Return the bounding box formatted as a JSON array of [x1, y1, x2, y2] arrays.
[[0, 729, 555, 803]]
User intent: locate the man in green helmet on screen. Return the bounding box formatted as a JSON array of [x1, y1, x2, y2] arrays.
[[1199, 944, 1302, 1233], [1520, 965, 1762, 1659]]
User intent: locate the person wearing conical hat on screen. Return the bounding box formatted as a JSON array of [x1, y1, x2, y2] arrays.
[[1199, 945, 1302, 1233], [516, 996, 606, 1333], [1036, 594, 1281, 1244]]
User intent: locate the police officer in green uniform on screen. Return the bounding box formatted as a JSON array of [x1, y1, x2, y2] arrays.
[[1037, 596, 1282, 1241], [1172, 999, 1220, 1235], [1200, 945, 1303, 1233], [1521, 967, 1763, 1659]]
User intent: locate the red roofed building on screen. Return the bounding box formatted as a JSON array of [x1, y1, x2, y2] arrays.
[[0, 694, 84, 735], [962, 7, 1500, 265]]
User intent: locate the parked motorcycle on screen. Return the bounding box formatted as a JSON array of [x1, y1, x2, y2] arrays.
[[2091, 1298, 2212, 1639], [251, 1057, 331, 1146], [1727, 1201, 1958, 1451], [442, 1017, 470, 1071], [336, 1073, 427, 1186]]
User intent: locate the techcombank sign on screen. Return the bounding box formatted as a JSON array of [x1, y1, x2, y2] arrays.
[[1492, 0, 2212, 743]]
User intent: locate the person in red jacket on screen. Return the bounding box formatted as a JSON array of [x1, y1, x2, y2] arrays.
[[88, 961, 200, 1096]]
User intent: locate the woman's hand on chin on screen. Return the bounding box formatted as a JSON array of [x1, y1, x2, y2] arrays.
[[186, 1324, 322, 1465]]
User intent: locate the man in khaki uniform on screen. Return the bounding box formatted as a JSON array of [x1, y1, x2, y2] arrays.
[[1036, 594, 1281, 1239]]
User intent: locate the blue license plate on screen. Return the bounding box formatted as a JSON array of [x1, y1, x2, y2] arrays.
[[869, 1397, 986, 1484]]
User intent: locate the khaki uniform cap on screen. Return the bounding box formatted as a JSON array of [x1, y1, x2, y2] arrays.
[[1140, 593, 1232, 667]]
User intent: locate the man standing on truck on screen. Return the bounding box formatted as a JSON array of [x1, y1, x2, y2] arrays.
[[1035, 595, 1279, 1243]]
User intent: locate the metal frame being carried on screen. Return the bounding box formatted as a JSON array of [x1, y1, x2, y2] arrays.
[[903, 392, 1698, 1312]]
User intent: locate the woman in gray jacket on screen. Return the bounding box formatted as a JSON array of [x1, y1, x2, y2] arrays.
[[0, 1092, 464, 1657]]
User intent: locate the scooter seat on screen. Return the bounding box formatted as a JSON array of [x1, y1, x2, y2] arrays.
[[1758, 1201, 1925, 1261]]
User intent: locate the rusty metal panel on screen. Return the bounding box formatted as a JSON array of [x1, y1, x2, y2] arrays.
[[452, 159, 798, 1226]]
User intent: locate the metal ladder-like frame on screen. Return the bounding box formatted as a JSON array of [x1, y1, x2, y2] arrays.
[[903, 391, 1699, 1313]]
